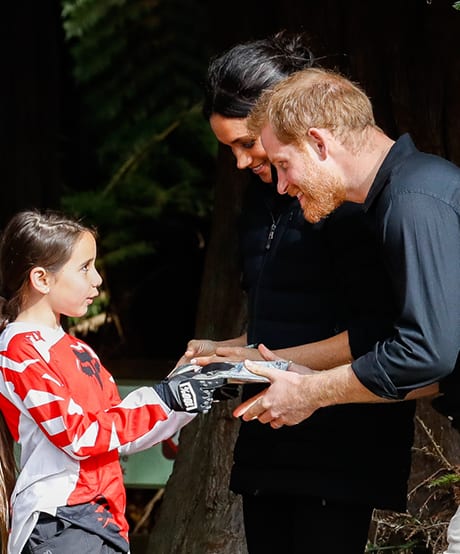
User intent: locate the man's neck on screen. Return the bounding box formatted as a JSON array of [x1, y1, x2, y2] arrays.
[[346, 131, 395, 204]]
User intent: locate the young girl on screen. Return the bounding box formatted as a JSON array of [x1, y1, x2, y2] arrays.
[[0, 209, 223, 554]]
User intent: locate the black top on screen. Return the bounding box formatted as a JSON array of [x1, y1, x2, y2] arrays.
[[353, 134, 460, 400], [230, 175, 415, 511]]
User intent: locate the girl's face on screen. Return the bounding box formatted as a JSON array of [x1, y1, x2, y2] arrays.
[[209, 113, 273, 183], [47, 231, 103, 320]]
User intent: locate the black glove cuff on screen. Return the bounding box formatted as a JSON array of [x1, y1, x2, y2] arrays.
[[154, 378, 217, 413], [154, 382, 181, 411]]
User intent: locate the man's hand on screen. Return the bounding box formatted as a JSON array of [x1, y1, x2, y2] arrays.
[[232, 362, 320, 428], [154, 370, 226, 413], [233, 358, 386, 428]]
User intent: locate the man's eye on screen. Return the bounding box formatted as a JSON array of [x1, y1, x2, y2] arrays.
[[242, 140, 256, 149]]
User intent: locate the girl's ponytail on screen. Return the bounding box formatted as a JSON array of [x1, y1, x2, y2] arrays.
[[0, 412, 16, 554]]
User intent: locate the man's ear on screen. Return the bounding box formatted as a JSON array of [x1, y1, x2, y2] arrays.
[[307, 128, 328, 160], [30, 267, 50, 295]]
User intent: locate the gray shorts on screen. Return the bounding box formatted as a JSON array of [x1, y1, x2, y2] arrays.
[[22, 513, 127, 554]]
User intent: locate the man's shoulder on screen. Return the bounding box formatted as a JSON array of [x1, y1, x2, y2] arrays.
[[387, 150, 460, 210]]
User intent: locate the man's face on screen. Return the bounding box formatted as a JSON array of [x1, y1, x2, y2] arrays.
[[260, 125, 347, 223]]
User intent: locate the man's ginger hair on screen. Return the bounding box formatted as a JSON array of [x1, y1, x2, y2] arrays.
[[247, 67, 378, 153]]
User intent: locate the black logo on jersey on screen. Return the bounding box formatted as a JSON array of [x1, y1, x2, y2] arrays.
[[72, 344, 103, 387]]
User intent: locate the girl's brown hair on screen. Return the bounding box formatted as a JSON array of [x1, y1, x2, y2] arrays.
[[0, 209, 95, 553]]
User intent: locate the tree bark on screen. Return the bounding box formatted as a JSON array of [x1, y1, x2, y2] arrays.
[[148, 146, 250, 553]]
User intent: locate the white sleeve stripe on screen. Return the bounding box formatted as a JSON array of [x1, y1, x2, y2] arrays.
[[0, 356, 39, 373], [24, 389, 65, 408], [42, 415, 66, 435], [70, 420, 99, 450], [109, 421, 121, 451]]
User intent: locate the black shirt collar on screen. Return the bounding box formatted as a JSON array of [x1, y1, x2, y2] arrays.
[[363, 133, 417, 212]]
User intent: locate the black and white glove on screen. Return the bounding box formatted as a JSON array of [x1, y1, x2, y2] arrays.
[[154, 370, 226, 413]]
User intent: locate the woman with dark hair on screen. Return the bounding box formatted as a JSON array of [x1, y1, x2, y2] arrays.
[[176, 31, 417, 554]]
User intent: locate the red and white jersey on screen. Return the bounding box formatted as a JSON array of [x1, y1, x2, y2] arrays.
[[0, 322, 194, 553]]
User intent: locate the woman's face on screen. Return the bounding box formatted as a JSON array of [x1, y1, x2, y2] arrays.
[[209, 113, 273, 183]]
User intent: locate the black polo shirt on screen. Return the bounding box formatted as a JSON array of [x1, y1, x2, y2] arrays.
[[352, 133, 460, 399]]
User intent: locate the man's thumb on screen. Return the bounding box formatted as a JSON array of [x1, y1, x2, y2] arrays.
[[244, 359, 272, 377], [244, 359, 291, 379]]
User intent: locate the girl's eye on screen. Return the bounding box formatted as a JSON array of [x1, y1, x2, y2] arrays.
[[82, 264, 89, 272]]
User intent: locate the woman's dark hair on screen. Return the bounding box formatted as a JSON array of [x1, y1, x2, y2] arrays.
[[0, 209, 95, 552], [203, 30, 317, 120]]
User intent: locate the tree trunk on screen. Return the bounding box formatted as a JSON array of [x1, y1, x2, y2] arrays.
[[149, 2, 460, 552], [148, 146, 250, 553]]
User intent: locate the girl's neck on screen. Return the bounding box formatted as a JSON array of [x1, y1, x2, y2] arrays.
[[15, 304, 60, 330]]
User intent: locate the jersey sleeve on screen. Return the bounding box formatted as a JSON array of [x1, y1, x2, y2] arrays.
[[0, 335, 194, 459]]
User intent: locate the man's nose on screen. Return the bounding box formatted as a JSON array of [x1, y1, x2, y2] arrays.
[[277, 175, 289, 195]]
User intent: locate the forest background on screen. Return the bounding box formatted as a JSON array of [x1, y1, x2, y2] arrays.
[[1, 1, 460, 552]]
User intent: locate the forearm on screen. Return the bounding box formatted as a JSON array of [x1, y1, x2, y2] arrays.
[[311, 364, 439, 407], [235, 362, 382, 424], [236, 356, 442, 427], [216, 333, 248, 348], [405, 382, 439, 399], [310, 363, 381, 406], [275, 331, 352, 371]]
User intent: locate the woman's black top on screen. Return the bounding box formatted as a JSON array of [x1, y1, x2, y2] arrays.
[[230, 176, 415, 511]]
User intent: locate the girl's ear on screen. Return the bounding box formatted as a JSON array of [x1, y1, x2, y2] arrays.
[[29, 267, 50, 295]]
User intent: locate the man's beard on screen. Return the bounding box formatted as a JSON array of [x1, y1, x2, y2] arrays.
[[297, 167, 347, 224]]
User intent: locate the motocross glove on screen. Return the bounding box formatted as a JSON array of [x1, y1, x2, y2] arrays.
[[154, 370, 226, 413]]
